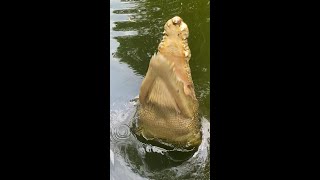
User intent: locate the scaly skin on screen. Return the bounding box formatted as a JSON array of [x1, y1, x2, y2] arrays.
[[136, 16, 201, 148]]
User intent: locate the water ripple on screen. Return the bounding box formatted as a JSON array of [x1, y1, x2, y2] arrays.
[[114, 124, 132, 140]]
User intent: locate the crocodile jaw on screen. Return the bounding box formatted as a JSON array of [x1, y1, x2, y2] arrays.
[[137, 16, 200, 148], [158, 16, 195, 99]]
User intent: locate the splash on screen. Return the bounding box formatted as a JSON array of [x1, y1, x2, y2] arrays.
[[110, 101, 210, 180]]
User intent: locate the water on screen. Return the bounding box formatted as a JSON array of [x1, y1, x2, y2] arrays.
[[110, 0, 210, 179]]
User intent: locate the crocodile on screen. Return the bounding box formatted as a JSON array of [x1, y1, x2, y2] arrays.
[[135, 16, 201, 149]]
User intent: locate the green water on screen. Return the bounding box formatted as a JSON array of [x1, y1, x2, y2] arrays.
[[110, 0, 210, 179]]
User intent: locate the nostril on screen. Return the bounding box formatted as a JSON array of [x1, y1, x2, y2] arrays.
[[172, 16, 182, 25]]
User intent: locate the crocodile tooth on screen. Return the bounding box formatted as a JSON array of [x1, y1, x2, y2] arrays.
[[180, 23, 187, 31], [184, 51, 189, 57], [170, 62, 175, 69]]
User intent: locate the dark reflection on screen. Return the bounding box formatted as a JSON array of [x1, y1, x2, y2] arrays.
[[143, 150, 196, 171], [112, 0, 210, 118]]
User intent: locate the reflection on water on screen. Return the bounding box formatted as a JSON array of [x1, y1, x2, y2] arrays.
[[110, 0, 210, 179]]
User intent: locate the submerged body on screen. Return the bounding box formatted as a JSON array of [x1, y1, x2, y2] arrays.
[[136, 16, 201, 148]]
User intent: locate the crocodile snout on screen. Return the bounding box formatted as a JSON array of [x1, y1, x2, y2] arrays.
[[172, 16, 182, 25]]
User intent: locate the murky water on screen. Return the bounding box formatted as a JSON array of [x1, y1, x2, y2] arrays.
[[110, 0, 210, 179]]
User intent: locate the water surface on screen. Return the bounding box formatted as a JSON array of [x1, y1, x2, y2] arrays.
[[110, 0, 210, 179]]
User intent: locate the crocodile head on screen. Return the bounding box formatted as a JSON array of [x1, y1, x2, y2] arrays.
[[136, 16, 201, 149]]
